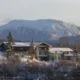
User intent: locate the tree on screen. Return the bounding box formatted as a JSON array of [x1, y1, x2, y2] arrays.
[[70, 67, 80, 80], [29, 39, 36, 59], [6, 32, 14, 59], [7, 32, 14, 45], [0, 43, 7, 51]]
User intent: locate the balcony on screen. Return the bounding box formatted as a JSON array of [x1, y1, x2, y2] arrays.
[[38, 50, 49, 57]]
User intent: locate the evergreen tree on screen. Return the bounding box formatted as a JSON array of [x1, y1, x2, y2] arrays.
[[6, 32, 14, 59], [7, 32, 14, 45], [29, 39, 36, 59], [0, 43, 7, 51]]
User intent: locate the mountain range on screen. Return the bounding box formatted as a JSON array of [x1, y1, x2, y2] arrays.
[[0, 19, 80, 42]]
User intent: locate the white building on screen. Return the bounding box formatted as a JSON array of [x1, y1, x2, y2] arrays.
[[49, 48, 73, 60]]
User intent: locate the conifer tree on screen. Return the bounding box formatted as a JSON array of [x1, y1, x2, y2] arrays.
[[29, 39, 36, 59], [6, 32, 14, 59]]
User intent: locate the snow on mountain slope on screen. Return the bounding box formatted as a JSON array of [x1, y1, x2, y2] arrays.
[[0, 19, 80, 41]]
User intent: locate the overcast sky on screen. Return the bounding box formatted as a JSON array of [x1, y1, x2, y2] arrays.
[[0, 0, 80, 25]]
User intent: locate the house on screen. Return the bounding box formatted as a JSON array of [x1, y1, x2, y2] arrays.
[[0, 41, 74, 61], [0, 41, 52, 60], [0, 32, 75, 61], [49, 48, 73, 60], [36, 42, 52, 60]]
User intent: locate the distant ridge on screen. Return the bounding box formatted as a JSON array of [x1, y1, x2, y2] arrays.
[[0, 19, 80, 41]]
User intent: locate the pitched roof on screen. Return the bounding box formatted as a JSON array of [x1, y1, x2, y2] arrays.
[[3, 42, 51, 47], [49, 48, 73, 53], [36, 42, 52, 47], [12, 42, 41, 47]]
